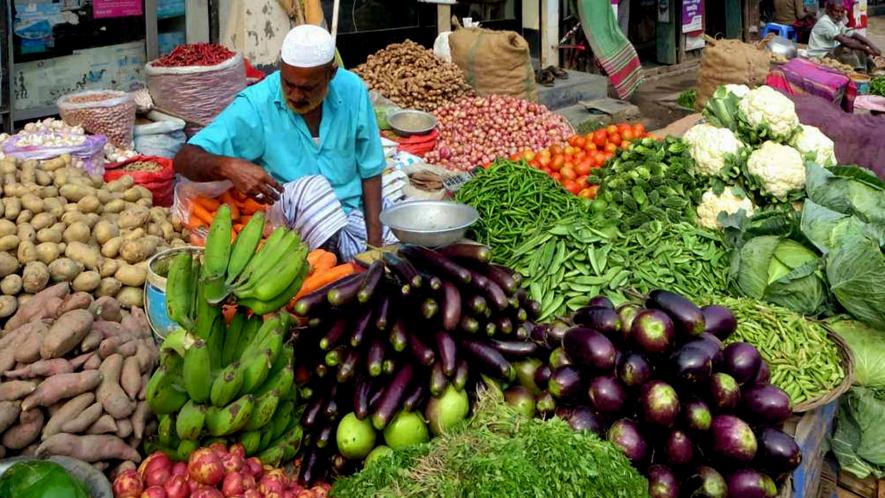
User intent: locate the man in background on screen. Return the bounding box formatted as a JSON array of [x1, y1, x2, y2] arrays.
[[808, 0, 880, 69], [774, 0, 816, 42]]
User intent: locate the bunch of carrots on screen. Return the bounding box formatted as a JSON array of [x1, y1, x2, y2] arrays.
[[186, 189, 267, 244], [288, 249, 362, 308]]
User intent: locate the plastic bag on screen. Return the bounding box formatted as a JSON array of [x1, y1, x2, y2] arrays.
[[134, 111, 187, 158], [172, 178, 233, 223], [2, 132, 106, 176], [105, 155, 176, 206], [57, 90, 136, 148], [370, 91, 401, 131], [433, 32, 453, 62]]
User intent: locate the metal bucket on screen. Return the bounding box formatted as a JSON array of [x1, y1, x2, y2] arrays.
[[145, 246, 202, 342]]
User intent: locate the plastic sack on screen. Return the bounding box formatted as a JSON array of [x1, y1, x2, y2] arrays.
[[104, 155, 176, 206], [57, 90, 136, 149], [433, 32, 453, 62], [371, 91, 402, 131], [145, 53, 247, 137], [172, 178, 233, 224], [134, 111, 187, 158], [2, 133, 107, 176]]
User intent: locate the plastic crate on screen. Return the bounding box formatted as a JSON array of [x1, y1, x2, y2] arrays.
[[780, 401, 840, 498]]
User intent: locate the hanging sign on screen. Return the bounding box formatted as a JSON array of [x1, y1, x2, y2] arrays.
[[92, 0, 143, 19], [682, 0, 703, 33]]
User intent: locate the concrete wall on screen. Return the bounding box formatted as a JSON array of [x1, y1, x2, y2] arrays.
[[219, 0, 292, 67]]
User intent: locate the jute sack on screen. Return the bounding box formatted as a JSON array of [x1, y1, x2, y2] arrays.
[[697, 35, 771, 108], [449, 24, 537, 102]]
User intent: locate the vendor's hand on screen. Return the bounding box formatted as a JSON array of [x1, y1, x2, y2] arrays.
[[221, 158, 283, 203]]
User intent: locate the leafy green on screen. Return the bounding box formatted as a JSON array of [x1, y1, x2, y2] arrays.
[[827, 318, 885, 390], [0, 461, 90, 498], [331, 391, 648, 498], [871, 77, 885, 97], [827, 231, 885, 330], [833, 387, 885, 479], [806, 164, 885, 230], [677, 88, 698, 109]]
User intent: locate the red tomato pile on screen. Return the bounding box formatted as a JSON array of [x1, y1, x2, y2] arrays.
[[510, 123, 650, 199]]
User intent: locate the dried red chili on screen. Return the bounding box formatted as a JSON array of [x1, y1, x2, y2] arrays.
[[152, 43, 235, 67]]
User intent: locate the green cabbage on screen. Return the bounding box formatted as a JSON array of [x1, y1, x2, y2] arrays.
[[827, 231, 885, 330], [828, 318, 885, 389], [833, 387, 885, 479]]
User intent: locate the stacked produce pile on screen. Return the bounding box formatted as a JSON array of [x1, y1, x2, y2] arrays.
[[289, 244, 542, 484], [0, 284, 157, 472], [354, 40, 474, 112], [423, 95, 572, 171], [0, 156, 188, 319]]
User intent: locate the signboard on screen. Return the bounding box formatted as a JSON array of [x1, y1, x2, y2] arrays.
[[682, 0, 703, 33], [92, 0, 143, 18]]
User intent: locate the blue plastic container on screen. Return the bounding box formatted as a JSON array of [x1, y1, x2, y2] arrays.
[[145, 246, 202, 341]]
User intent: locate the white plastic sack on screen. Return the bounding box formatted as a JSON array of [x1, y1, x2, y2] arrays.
[[134, 111, 187, 158], [433, 32, 453, 62]]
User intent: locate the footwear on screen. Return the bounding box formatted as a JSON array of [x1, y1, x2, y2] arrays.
[[536, 68, 556, 87], [546, 66, 569, 80]]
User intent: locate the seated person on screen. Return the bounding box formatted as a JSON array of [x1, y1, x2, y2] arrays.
[[773, 0, 816, 43], [808, 0, 880, 70]]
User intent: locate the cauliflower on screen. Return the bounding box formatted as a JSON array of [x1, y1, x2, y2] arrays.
[[746, 141, 806, 199], [683, 124, 744, 176], [696, 188, 756, 229], [724, 84, 751, 98], [738, 86, 800, 142], [791, 124, 836, 167]]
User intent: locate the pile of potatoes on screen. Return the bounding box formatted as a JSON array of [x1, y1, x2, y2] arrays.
[[0, 283, 158, 473], [0, 154, 189, 321]]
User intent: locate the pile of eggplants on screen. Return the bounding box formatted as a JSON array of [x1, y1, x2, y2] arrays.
[[512, 290, 801, 498], [290, 244, 540, 484]]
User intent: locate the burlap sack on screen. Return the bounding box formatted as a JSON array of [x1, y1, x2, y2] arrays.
[[697, 36, 771, 108], [449, 26, 537, 102]]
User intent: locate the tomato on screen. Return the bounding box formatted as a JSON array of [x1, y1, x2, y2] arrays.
[[539, 148, 551, 159], [609, 134, 622, 146], [602, 151, 615, 162], [617, 123, 632, 134], [593, 152, 607, 166], [576, 160, 592, 176], [576, 175, 589, 188], [538, 155, 551, 167], [567, 136, 579, 147], [542, 166, 552, 174], [593, 130, 608, 146], [561, 166, 577, 180], [584, 142, 597, 153], [562, 179, 580, 194], [606, 125, 619, 135], [551, 154, 565, 171], [574, 150, 586, 161], [509, 154, 520, 161], [549, 145, 562, 156], [604, 143, 617, 153], [573, 136, 587, 149], [621, 129, 635, 141], [523, 150, 536, 161], [578, 188, 593, 199], [620, 140, 632, 150], [633, 123, 646, 136], [564, 146, 577, 156], [551, 172, 562, 181]]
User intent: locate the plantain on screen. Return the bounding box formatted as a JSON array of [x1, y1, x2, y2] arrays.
[[225, 211, 266, 286], [166, 252, 196, 329], [202, 205, 233, 303], [146, 367, 189, 415], [182, 339, 211, 403], [175, 400, 207, 440], [210, 361, 244, 407], [205, 394, 254, 436], [242, 389, 280, 431]]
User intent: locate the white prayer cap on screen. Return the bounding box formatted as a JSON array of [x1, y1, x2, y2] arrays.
[[281, 25, 336, 68]]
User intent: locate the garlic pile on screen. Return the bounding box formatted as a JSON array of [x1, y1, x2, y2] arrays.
[[104, 144, 139, 164]]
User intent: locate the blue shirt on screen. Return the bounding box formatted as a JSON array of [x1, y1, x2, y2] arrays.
[[189, 69, 385, 213]]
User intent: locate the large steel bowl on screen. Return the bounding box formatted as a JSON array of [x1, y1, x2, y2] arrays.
[[388, 110, 437, 137], [0, 456, 112, 498], [381, 201, 479, 247]]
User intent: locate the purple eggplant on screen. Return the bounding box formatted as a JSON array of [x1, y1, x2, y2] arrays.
[[434, 331, 458, 377], [440, 281, 462, 332], [670, 345, 713, 386], [461, 338, 515, 381], [664, 429, 694, 467], [711, 415, 758, 463], [549, 348, 572, 369], [616, 304, 641, 343], [607, 418, 649, 466], [588, 295, 615, 309], [630, 309, 676, 355], [561, 327, 617, 372], [709, 373, 741, 412], [647, 289, 705, 339], [683, 398, 713, 432], [588, 376, 627, 416], [702, 304, 738, 340], [647, 465, 679, 498], [567, 406, 604, 436], [617, 353, 653, 388], [534, 364, 552, 390], [740, 384, 792, 426], [726, 469, 778, 498], [489, 339, 537, 359], [530, 323, 550, 346], [573, 307, 622, 339], [505, 386, 536, 418], [546, 320, 571, 348], [640, 381, 680, 428], [756, 428, 801, 474], [548, 365, 584, 401], [723, 342, 762, 385], [754, 362, 771, 385], [684, 467, 727, 498]]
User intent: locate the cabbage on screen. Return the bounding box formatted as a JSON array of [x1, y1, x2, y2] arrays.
[[827, 231, 885, 330], [729, 234, 827, 314], [805, 164, 885, 230], [833, 387, 885, 479], [828, 319, 885, 389]]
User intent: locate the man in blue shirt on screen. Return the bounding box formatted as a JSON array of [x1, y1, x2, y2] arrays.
[[173, 25, 397, 260]]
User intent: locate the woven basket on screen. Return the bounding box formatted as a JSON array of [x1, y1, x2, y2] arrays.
[[792, 328, 855, 413]]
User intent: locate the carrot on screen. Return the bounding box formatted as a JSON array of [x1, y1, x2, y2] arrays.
[[307, 249, 336, 272], [195, 196, 221, 211], [231, 189, 248, 202], [233, 224, 245, 233], [292, 263, 356, 301], [190, 202, 215, 226], [240, 198, 266, 215], [220, 192, 240, 220], [185, 215, 206, 231]]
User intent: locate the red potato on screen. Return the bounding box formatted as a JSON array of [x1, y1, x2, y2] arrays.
[[163, 474, 188, 498], [60, 402, 102, 433], [59, 292, 94, 315], [171, 462, 187, 477], [14, 321, 49, 363], [113, 469, 144, 498], [43, 392, 95, 438], [141, 485, 167, 498], [2, 409, 44, 449], [131, 400, 149, 439], [121, 356, 142, 399], [86, 414, 117, 435], [36, 433, 142, 462], [80, 329, 103, 352], [5, 358, 73, 379], [144, 455, 171, 487], [4, 282, 70, 331], [112, 461, 138, 480], [138, 452, 172, 479], [40, 309, 94, 359], [192, 489, 224, 498], [222, 472, 246, 497], [21, 370, 101, 411], [0, 400, 22, 432], [98, 353, 136, 418], [188, 448, 225, 486], [91, 296, 123, 322], [0, 380, 38, 401]]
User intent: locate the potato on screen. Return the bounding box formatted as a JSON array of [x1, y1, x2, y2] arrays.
[[65, 242, 101, 271], [106, 176, 134, 193], [31, 213, 56, 231], [122, 228, 145, 242], [146, 223, 162, 237], [135, 198, 153, 209], [83, 213, 100, 229], [48, 258, 84, 283], [61, 212, 87, 226], [121, 187, 141, 203], [115, 265, 147, 287], [0, 253, 19, 278], [101, 237, 123, 258], [0, 235, 20, 252], [59, 184, 95, 202], [77, 195, 101, 214], [39, 157, 65, 171], [35, 170, 52, 186], [1, 274, 22, 295], [118, 208, 149, 230], [95, 189, 114, 204], [102, 199, 126, 214], [41, 198, 64, 218], [20, 194, 43, 214], [0, 220, 14, 238], [119, 240, 151, 264], [38, 186, 58, 198], [92, 220, 119, 245], [15, 210, 33, 225], [34, 243, 61, 265], [17, 241, 37, 265], [36, 228, 63, 244], [17, 224, 36, 244], [96, 278, 123, 298], [0, 296, 16, 318], [63, 222, 91, 244], [73, 271, 102, 293], [3, 198, 21, 220], [22, 262, 50, 294], [169, 214, 183, 231], [99, 259, 120, 279], [116, 287, 144, 309], [171, 239, 187, 248]]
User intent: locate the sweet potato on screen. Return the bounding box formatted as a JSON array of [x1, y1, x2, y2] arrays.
[[83, 354, 102, 370], [86, 414, 117, 435], [97, 354, 136, 418], [20, 371, 101, 410], [116, 418, 133, 439], [122, 307, 151, 339], [134, 341, 156, 373], [59, 291, 94, 315], [121, 356, 141, 399], [0, 401, 21, 432], [137, 374, 149, 400], [98, 336, 126, 358], [130, 401, 149, 439], [2, 409, 44, 449], [5, 282, 69, 330], [14, 321, 48, 363], [37, 433, 141, 463], [117, 340, 138, 358], [43, 392, 95, 438], [93, 320, 131, 340], [69, 352, 93, 370], [91, 296, 123, 322], [44, 297, 63, 319], [80, 329, 102, 352], [4, 358, 73, 379], [60, 402, 102, 433], [0, 380, 37, 401], [40, 308, 94, 359]]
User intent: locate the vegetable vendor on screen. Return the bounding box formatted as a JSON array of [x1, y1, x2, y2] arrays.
[[173, 25, 398, 261], [807, 1, 880, 71]]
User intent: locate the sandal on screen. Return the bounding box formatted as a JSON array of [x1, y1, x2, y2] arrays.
[[536, 68, 556, 87], [546, 66, 569, 80]]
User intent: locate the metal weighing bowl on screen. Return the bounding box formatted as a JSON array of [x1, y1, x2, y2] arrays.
[[381, 201, 479, 247], [388, 110, 437, 137], [0, 456, 113, 498], [766, 36, 798, 59]]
